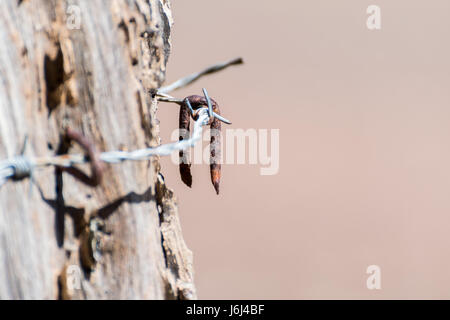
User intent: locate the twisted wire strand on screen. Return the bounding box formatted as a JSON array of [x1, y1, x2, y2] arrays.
[[0, 109, 210, 187], [158, 57, 243, 94], [0, 55, 243, 188]]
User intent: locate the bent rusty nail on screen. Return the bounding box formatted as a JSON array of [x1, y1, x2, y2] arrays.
[[209, 101, 221, 195], [62, 128, 104, 187], [178, 93, 232, 194], [179, 100, 192, 187]]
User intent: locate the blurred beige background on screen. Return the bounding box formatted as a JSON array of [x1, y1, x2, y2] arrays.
[[157, 0, 450, 299]]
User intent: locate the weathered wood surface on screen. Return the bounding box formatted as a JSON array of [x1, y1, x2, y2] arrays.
[[0, 0, 195, 299]]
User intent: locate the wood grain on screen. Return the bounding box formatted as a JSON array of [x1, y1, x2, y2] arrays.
[[0, 0, 195, 299]]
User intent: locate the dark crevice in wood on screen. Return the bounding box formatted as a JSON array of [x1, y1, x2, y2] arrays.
[[44, 44, 65, 114], [118, 20, 130, 43]]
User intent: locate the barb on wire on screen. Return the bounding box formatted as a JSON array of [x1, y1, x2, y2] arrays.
[[158, 57, 243, 94], [203, 88, 213, 118], [158, 92, 232, 125]]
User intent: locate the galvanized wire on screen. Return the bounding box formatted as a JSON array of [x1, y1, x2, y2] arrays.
[[158, 57, 243, 94], [0, 55, 243, 188], [0, 109, 210, 187]]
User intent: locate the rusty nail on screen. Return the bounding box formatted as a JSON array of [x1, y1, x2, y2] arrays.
[[179, 93, 227, 194], [179, 99, 192, 188], [62, 128, 104, 187]]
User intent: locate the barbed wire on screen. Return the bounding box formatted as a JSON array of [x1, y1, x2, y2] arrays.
[[0, 57, 242, 188], [158, 57, 243, 94], [0, 109, 210, 187]]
